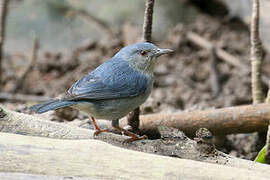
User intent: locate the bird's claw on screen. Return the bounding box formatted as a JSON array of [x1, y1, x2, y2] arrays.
[[122, 134, 148, 144], [94, 129, 108, 136]]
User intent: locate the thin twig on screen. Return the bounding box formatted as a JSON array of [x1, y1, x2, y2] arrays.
[[143, 0, 155, 42], [127, 0, 155, 132], [11, 37, 39, 93], [0, 0, 9, 89], [210, 46, 220, 97], [250, 0, 264, 104]]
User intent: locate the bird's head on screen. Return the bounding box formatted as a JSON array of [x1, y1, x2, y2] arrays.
[[115, 42, 173, 75]]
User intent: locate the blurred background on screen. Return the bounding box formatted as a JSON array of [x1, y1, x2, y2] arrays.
[[1, 0, 270, 160]]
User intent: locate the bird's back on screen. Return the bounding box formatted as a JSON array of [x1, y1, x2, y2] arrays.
[[65, 57, 152, 101], [68, 57, 153, 119]]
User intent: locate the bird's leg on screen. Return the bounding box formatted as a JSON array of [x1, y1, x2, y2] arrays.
[[112, 119, 147, 143], [90, 116, 107, 136]]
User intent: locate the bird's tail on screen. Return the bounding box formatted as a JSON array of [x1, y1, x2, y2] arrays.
[[30, 99, 76, 114]]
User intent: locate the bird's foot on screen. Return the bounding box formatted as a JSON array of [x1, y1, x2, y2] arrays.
[[111, 120, 147, 143], [123, 134, 148, 143], [90, 116, 108, 136], [94, 128, 108, 136], [117, 127, 147, 143]]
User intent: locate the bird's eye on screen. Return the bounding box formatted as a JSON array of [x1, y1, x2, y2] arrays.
[[139, 50, 147, 56]]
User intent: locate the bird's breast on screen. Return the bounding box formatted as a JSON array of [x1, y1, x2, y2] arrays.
[[72, 80, 153, 120]]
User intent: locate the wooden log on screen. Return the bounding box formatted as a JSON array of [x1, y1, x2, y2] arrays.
[[125, 103, 270, 136], [0, 132, 269, 180], [0, 107, 269, 173]]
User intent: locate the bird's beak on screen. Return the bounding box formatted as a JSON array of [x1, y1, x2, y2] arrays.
[[154, 48, 173, 57]]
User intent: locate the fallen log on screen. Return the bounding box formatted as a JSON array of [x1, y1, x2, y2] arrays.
[[128, 103, 270, 136], [0, 132, 269, 180], [0, 107, 269, 173]]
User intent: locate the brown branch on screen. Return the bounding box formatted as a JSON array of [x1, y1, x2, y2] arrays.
[[0, 0, 9, 89], [143, 0, 155, 42], [1, 107, 270, 174], [210, 46, 220, 97], [121, 103, 270, 137], [251, 0, 264, 104], [126, 107, 140, 133], [11, 37, 39, 93], [127, 0, 155, 133]]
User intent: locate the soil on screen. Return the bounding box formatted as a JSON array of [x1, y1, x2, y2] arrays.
[[2, 9, 269, 160]]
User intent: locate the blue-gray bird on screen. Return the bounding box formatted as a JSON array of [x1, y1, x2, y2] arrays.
[[30, 42, 173, 142]]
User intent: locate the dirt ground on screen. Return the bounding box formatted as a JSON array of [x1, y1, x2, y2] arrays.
[[2, 7, 269, 160]]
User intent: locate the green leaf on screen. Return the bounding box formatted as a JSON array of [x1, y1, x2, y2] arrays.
[[255, 145, 266, 164]]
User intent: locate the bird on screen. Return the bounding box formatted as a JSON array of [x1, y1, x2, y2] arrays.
[[30, 42, 173, 142]]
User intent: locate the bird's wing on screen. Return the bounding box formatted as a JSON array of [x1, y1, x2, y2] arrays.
[[63, 59, 150, 100]]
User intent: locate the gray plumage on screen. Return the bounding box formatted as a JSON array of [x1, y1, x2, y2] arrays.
[[30, 42, 172, 121]]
